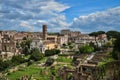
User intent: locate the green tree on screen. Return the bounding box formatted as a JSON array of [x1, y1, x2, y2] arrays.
[[0, 59, 12, 71], [112, 34, 120, 60], [20, 38, 31, 55], [11, 55, 26, 65], [16, 41, 20, 48], [97, 31, 105, 35], [69, 43, 75, 50], [79, 45, 94, 53], [29, 48, 43, 61], [104, 41, 113, 48], [0, 59, 4, 71], [89, 32, 99, 46], [45, 58, 54, 66], [22, 46, 30, 55], [106, 30, 119, 40], [3, 60, 12, 69], [45, 49, 60, 56], [89, 32, 99, 37]]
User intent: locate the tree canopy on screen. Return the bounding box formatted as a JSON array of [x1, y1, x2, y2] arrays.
[[89, 31, 105, 37], [106, 30, 120, 39], [97, 31, 105, 35], [89, 32, 99, 37], [11, 55, 26, 65], [20, 38, 31, 55], [79, 45, 94, 53], [45, 49, 60, 56], [29, 48, 43, 61], [112, 34, 120, 60], [0, 59, 12, 71]]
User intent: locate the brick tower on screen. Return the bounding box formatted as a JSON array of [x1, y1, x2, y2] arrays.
[[42, 24, 47, 40]]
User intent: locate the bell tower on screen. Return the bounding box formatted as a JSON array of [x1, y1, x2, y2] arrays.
[[42, 24, 47, 40]]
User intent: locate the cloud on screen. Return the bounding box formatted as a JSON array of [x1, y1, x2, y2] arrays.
[[20, 21, 33, 31], [40, 1, 70, 12], [70, 6, 120, 33], [48, 14, 71, 31], [1, 0, 120, 33], [0, 0, 70, 31]]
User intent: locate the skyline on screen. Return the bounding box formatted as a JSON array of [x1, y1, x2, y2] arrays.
[[0, 0, 120, 33]]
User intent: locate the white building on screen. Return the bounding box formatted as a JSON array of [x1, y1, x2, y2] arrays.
[[68, 34, 96, 49], [30, 37, 45, 53], [57, 35, 68, 47], [69, 34, 95, 44]]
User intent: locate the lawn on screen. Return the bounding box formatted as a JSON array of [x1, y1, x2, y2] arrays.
[[6, 57, 50, 80], [56, 56, 72, 63], [6, 56, 73, 80], [6, 64, 63, 80], [7, 65, 42, 80]]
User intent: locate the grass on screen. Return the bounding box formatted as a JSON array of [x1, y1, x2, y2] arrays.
[[6, 57, 50, 80], [7, 65, 42, 80], [6, 56, 73, 80], [39, 57, 48, 62], [7, 65, 62, 80]]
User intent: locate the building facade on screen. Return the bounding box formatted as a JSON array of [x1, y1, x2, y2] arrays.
[[57, 35, 68, 47], [1, 35, 16, 53], [30, 37, 45, 53]]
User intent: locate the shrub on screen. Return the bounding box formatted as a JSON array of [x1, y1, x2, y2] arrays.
[[0, 59, 12, 71], [27, 60, 34, 66], [45, 49, 60, 56], [45, 58, 54, 66], [79, 45, 94, 53], [11, 55, 26, 65], [29, 48, 43, 61]]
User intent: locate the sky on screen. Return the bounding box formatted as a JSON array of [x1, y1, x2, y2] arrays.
[[0, 0, 120, 33]]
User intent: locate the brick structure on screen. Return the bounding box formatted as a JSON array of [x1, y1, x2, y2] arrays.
[[43, 24, 47, 40], [2, 35, 16, 53]]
